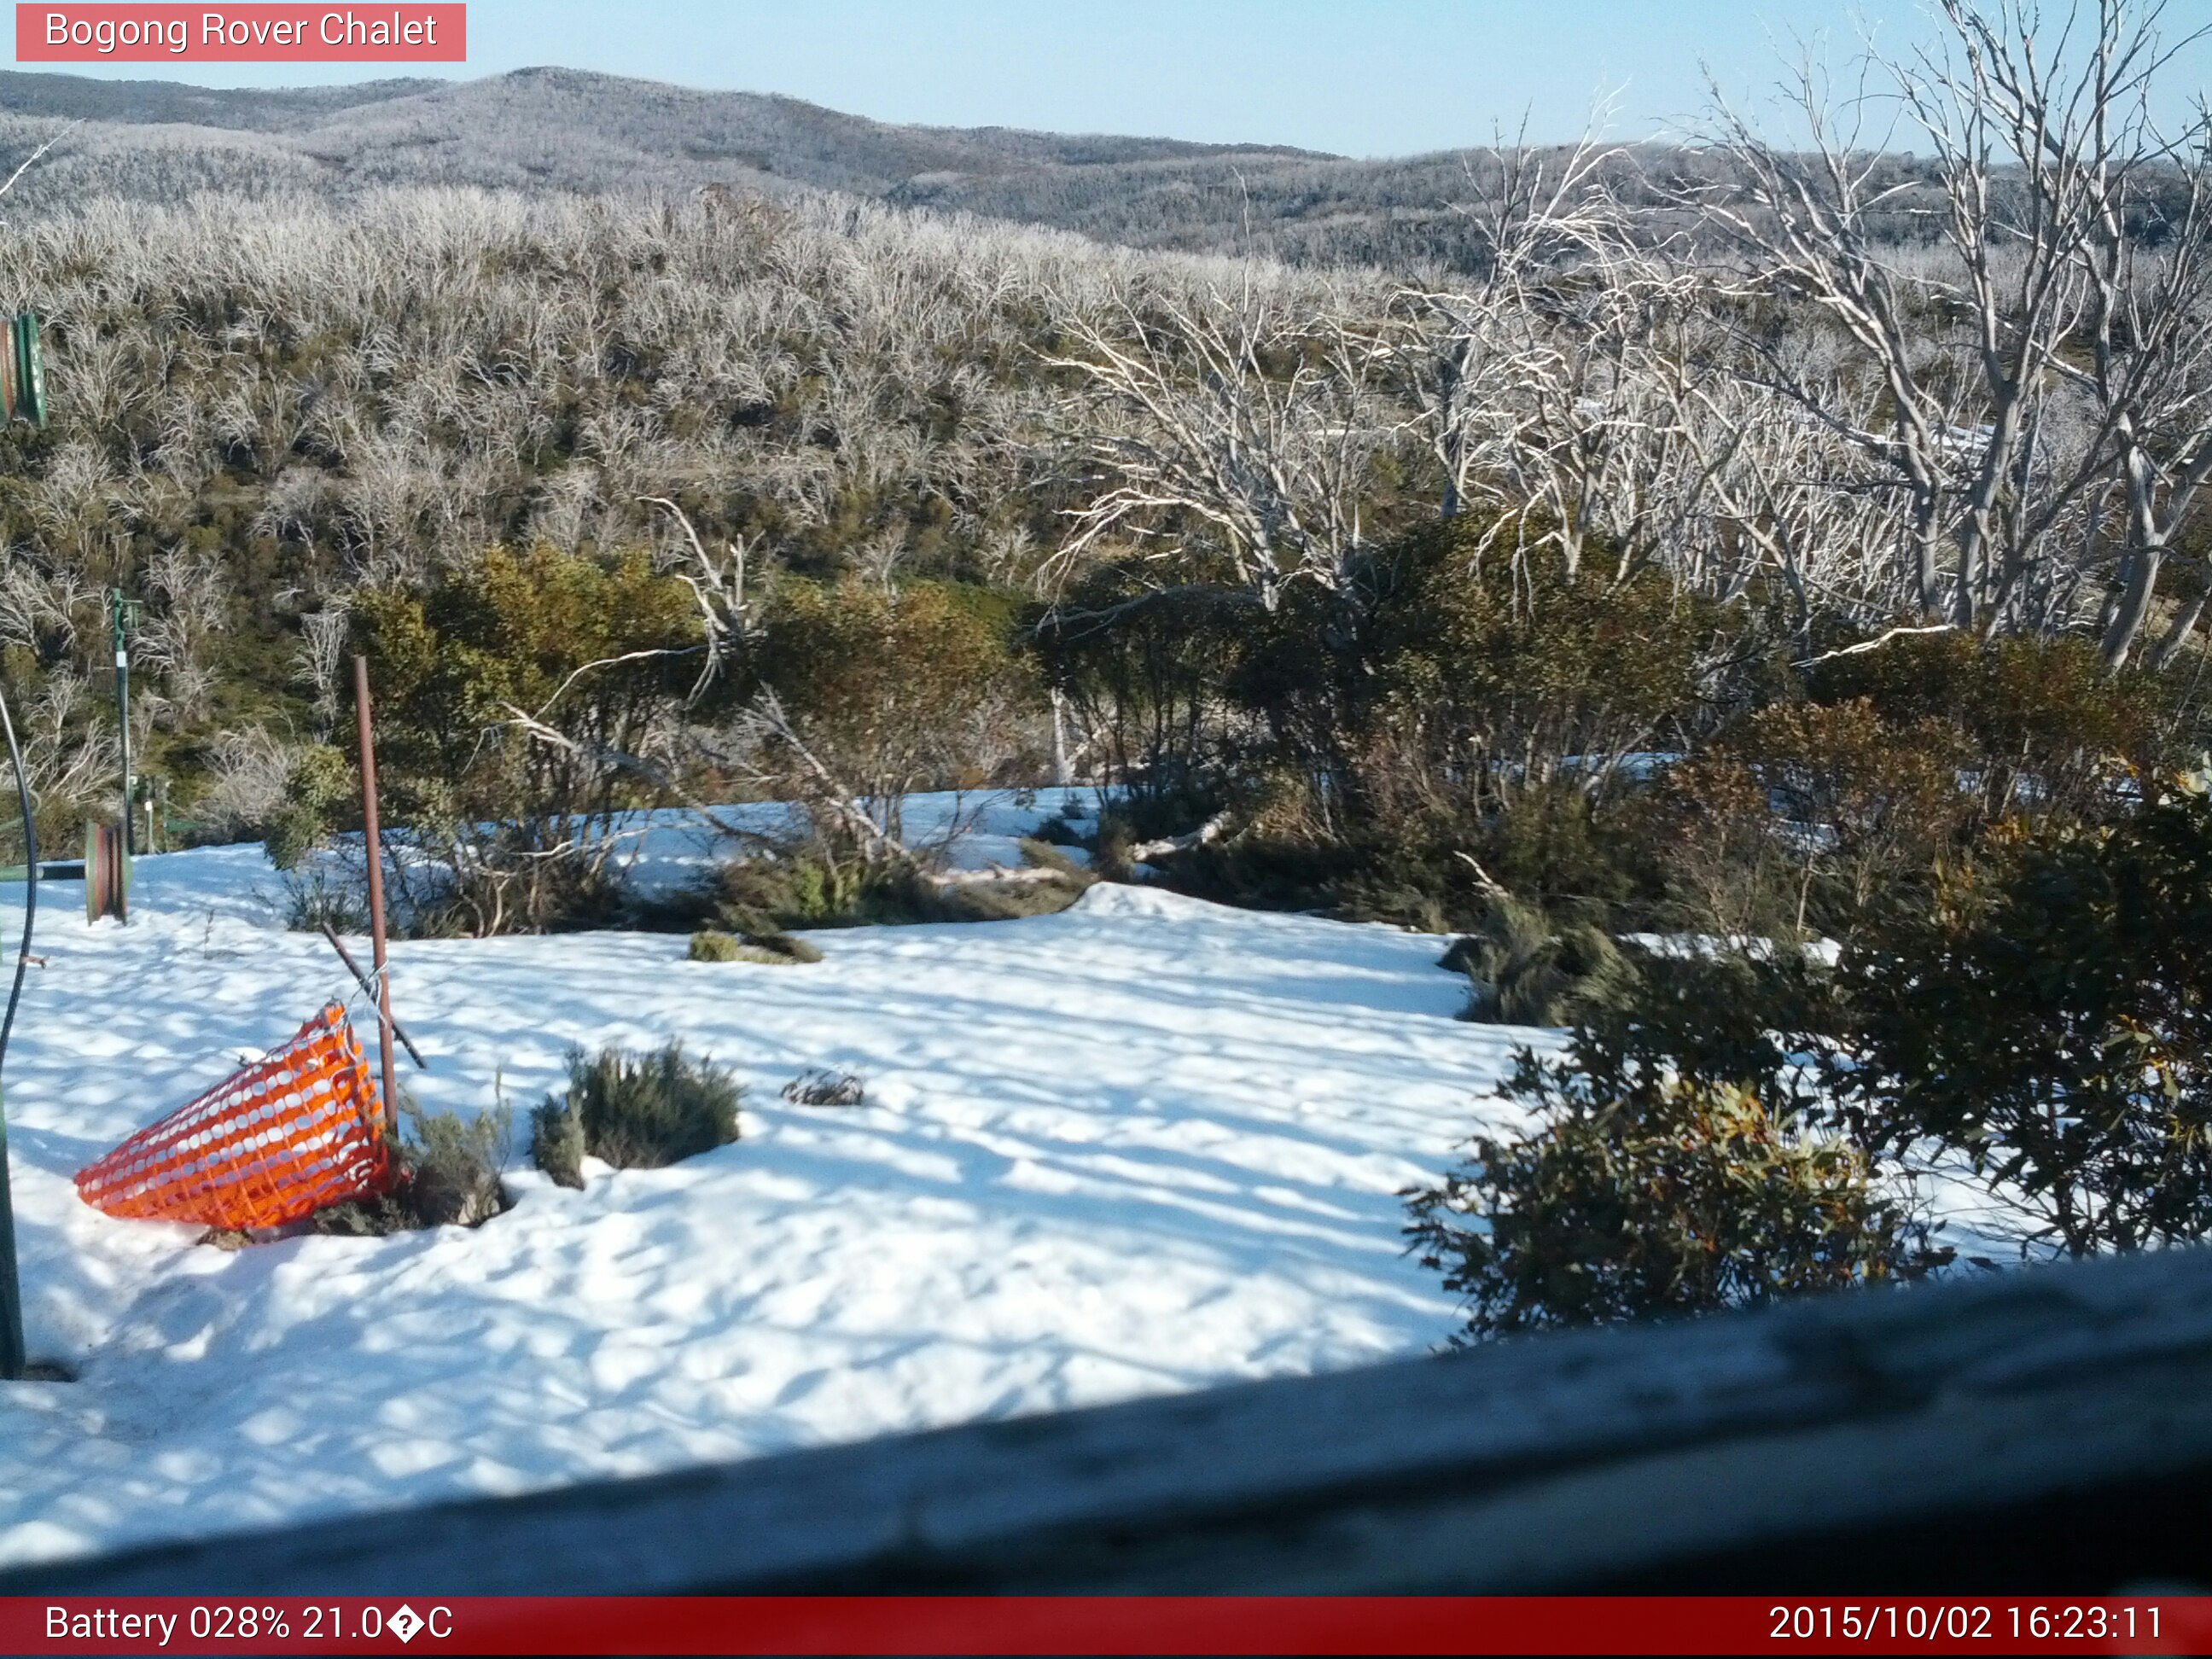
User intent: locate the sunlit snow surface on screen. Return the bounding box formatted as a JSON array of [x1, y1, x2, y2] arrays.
[[0, 795, 1533, 1566]]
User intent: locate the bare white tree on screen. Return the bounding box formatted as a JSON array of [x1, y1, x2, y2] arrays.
[[1380, 128, 1627, 521], [1043, 271, 1390, 608], [294, 597, 352, 731], [640, 495, 756, 701], [1704, 0, 2212, 658]]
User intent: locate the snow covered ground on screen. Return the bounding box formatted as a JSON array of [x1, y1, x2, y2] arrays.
[[0, 795, 1530, 1568]]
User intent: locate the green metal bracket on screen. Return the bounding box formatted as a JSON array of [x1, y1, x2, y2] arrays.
[[3, 313, 45, 430]]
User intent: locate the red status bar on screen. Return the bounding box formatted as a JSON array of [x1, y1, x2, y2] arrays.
[[15, 5, 465, 62], [4, 1596, 2212, 1656]]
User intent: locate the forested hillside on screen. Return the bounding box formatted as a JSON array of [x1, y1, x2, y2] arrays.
[[1, 42, 2207, 847], [0, 184, 1354, 847]]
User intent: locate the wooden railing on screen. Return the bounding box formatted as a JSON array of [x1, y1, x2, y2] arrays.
[[9, 1244, 2212, 1594]]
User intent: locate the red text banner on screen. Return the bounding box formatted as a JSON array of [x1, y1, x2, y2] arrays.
[[15, 4, 464, 61], [3, 1596, 2212, 1655]]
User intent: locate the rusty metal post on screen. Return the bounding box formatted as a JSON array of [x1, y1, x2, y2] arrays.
[[352, 655, 399, 1135]]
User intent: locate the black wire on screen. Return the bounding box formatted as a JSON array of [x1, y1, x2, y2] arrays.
[[0, 685, 34, 1078]]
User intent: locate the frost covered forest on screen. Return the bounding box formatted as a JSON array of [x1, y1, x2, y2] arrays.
[[4, 0, 2212, 1306]]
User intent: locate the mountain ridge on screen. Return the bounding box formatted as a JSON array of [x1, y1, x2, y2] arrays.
[[0, 65, 1622, 270]]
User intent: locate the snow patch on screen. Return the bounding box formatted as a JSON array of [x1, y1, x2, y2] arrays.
[[0, 815, 1516, 1567]]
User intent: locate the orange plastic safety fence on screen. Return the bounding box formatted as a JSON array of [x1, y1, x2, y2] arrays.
[[74, 1003, 392, 1230]]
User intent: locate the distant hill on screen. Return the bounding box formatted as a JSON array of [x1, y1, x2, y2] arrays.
[[0, 66, 1326, 192], [0, 66, 1739, 270], [0, 68, 443, 127]]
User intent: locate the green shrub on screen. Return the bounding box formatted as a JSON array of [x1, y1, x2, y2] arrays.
[[714, 853, 882, 932], [687, 928, 815, 964], [265, 743, 354, 872], [538, 1041, 742, 1174], [1029, 567, 1249, 817], [743, 576, 1034, 843], [312, 1101, 512, 1232], [351, 545, 700, 936], [1318, 783, 1657, 934], [1577, 946, 1834, 1107], [688, 928, 747, 962], [751, 930, 825, 963], [529, 1096, 586, 1190], [405, 1102, 514, 1226], [1237, 518, 1720, 824], [1432, 781, 2212, 1271], [1444, 896, 1640, 1027], [715, 847, 1085, 930], [1028, 814, 1088, 848], [1405, 1054, 1950, 1340], [1834, 786, 2212, 1255], [1648, 699, 1969, 941], [923, 870, 1091, 922], [1806, 632, 2168, 826], [1017, 836, 1090, 876], [1470, 782, 1654, 911]]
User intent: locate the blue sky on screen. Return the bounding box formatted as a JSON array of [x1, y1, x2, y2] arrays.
[[20, 2, 2212, 157]]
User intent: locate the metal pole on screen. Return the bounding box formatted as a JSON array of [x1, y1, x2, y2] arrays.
[[0, 1103, 21, 1380], [352, 655, 399, 1135], [3, 311, 47, 1379], [0, 687, 39, 1382], [112, 591, 131, 863]]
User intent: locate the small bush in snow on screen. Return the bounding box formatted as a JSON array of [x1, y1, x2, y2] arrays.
[[1405, 1052, 1949, 1339], [925, 867, 1091, 922], [1443, 896, 1639, 1027], [717, 847, 1085, 930], [713, 852, 927, 932], [689, 927, 822, 963], [265, 742, 353, 872], [312, 1101, 512, 1233], [529, 1097, 586, 1190], [782, 1068, 866, 1107], [1016, 836, 1089, 876], [405, 1102, 514, 1226], [541, 1041, 742, 1173], [688, 928, 748, 962]]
